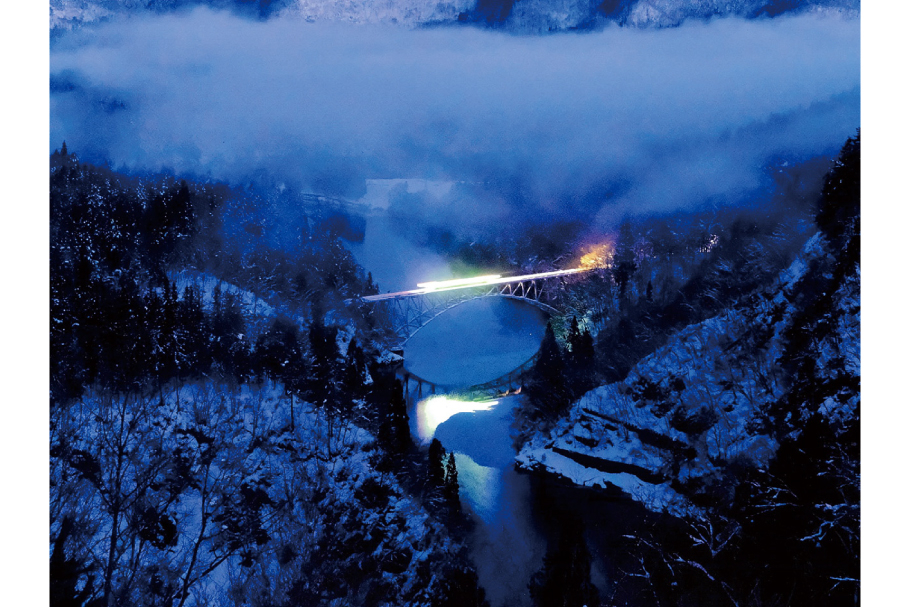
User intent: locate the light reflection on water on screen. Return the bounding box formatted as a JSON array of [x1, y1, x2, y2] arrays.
[[451, 452, 501, 521], [414, 395, 499, 443], [403, 298, 547, 386], [412, 394, 546, 607]]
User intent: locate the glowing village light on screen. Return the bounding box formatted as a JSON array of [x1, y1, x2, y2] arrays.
[[415, 396, 499, 442]]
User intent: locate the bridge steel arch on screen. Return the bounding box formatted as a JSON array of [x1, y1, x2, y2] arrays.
[[360, 270, 589, 396], [367, 275, 568, 344]]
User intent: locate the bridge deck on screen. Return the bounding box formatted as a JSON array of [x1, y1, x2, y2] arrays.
[[361, 267, 590, 302]]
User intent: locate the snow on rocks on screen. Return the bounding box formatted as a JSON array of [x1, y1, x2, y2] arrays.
[[517, 232, 859, 516]]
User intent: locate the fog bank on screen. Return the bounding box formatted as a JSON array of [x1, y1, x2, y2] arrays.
[[50, 9, 859, 232]]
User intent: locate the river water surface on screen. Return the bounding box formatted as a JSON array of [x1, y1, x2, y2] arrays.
[[401, 297, 549, 606], [402, 295, 654, 606], [404, 297, 546, 607], [403, 298, 547, 387], [418, 395, 548, 606]]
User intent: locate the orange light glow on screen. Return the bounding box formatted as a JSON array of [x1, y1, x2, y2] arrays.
[[579, 243, 613, 269]]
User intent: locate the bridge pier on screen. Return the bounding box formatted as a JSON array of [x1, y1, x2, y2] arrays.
[[398, 370, 439, 405], [403, 372, 411, 406]]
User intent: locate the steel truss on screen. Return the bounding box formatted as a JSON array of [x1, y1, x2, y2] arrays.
[[368, 276, 566, 343]]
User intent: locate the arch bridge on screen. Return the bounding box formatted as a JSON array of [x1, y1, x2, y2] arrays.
[[360, 268, 591, 343]]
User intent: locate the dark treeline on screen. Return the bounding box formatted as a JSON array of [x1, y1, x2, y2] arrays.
[[517, 133, 860, 606], [519, 316, 596, 429], [49, 147, 487, 607], [395, 153, 830, 298], [589, 163, 827, 381], [50, 146, 384, 405]]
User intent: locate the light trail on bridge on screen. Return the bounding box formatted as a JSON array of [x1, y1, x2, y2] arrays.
[[361, 267, 591, 302]]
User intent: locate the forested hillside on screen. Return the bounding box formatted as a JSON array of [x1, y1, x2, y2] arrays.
[[49, 147, 489, 607], [515, 133, 860, 605], [49, 0, 860, 32]]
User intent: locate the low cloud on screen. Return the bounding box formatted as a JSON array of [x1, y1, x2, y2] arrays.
[[50, 8, 860, 234]]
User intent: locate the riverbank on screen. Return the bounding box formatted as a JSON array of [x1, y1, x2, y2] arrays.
[[413, 393, 655, 606]]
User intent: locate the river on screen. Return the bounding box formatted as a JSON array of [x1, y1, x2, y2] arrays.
[[401, 297, 544, 605], [400, 294, 657, 606], [404, 297, 547, 388], [351, 219, 645, 604]]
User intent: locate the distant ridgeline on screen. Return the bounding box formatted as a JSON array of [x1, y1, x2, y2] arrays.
[[50, 0, 861, 33], [49, 146, 490, 607], [516, 132, 860, 606]]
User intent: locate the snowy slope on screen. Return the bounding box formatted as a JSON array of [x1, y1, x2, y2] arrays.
[[51, 379, 476, 605], [516, 232, 860, 514], [620, 0, 859, 28], [48, 0, 475, 29], [49, 0, 860, 31], [282, 0, 475, 24], [169, 270, 274, 315]]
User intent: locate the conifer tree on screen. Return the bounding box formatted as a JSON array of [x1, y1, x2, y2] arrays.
[[816, 130, 860, 256], [255, 316, 303, 390], [567, 316, 582, 359], [572, 326, 597, 396], [525, 322, 571, 422], [178, 284, 210, 378], [612, 219, 638, 297], [444, 452, 460, 511], [427, 438, 446, 488], [305, 318, 342, 413], [342, 338, 368, 404], [366, 271, 379, 295], [536, 322, 565, 385], [529, 517, 599, 607], [378, 377, 412, 456]]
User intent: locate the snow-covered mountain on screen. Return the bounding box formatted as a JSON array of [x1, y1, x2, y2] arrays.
[[49, 0, 860, 32], [517, 230, 859, 513], [48, 150, 488, 606], [513, 134, 859, 603]]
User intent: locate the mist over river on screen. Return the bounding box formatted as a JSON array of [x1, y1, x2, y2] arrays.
[[391, 289, 549, 605], [416, 395, 546, 607]]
